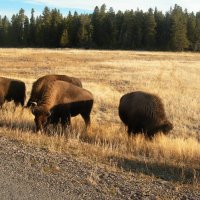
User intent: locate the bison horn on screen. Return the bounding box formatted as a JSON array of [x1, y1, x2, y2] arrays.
[[31, 102, 37, 106]]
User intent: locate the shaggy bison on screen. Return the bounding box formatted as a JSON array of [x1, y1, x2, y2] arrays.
[[118, 91, 173, 138], [30, 80, 93, 132], [26, 74, 82, 107], [0, 77, 26, 107]]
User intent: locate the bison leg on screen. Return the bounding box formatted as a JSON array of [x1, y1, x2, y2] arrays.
[[127, 126, 137, 136], [0, 101, 4, 108], [127, 119, 136, 135], [0, 96, 5, 108], [66, 116, 71, 127], [13, 97, 25, 107], [127, 125, 132, 135], [60, 115, 71, 136], [81, 113, 91, 127], [14, 101, 20, 107], [19, 99, 25, 107]]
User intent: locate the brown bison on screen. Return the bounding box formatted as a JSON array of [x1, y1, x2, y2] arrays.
[[0, 77, 26, 107], [30, 80, 93, 132], [118, 91, 173, 138], [26, 74, 82, 107]]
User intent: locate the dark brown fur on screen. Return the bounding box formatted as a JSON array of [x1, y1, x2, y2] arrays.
[[0, 77, 26, 107], [118, 91, 173, 138], [31, 80, 93, 132], [27, 74, 82, 107]]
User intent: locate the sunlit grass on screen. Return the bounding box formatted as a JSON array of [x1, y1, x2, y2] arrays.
[[0, 48, 200, 184]]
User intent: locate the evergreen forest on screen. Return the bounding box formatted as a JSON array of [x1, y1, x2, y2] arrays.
[[0, 4, 200, 51]]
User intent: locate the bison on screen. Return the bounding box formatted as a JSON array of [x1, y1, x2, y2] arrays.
[[30, 80, 93, 132], [118, 91, 173, 138], [0, 77, 26, 107], [26, 74, 82, 107]]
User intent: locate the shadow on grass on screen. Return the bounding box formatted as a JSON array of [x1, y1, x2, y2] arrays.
[[108, 155, 200, 184], [0, 120, 35, 132]]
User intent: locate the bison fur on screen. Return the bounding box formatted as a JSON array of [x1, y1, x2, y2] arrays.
[[31, 80, 93, 132], [118, 91, 173, 138], [27, 74, 82, 107], [0, 77, 26, 107]]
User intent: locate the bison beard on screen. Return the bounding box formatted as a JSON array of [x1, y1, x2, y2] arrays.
[[118, 91, 173, 138]]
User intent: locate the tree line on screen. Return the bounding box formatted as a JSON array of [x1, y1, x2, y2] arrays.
[[0, 4, 200, 51]]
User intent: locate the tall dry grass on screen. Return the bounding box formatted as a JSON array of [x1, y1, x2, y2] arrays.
[[0, 48, 200, 184]]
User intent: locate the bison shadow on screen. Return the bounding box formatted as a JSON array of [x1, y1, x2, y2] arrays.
[[0, 106, 36, 132], [108, 155, 200, 184], [0, 119, 35, 133]]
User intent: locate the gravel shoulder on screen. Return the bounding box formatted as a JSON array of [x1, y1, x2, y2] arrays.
[[0, 135, 199, 200]]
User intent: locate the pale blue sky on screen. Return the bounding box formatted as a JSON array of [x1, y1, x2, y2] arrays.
[[0, 0, 200, 18]]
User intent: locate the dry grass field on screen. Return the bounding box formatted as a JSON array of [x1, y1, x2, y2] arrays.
[[0, 48, 200, 185]]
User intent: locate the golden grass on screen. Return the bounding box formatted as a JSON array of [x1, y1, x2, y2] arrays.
[[0, 48, 200, 184]]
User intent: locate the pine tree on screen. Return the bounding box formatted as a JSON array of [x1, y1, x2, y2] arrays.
[[115, 11, 124, 48], [29, 8, 36, 46], [10, 14, 18, 45], [78, 15, 93, 48], [1, 16, 11, 46], [18, 8, 26, 45], [42, 6, 51, 46], [69, 11, 80, 47], [143, 8, 156, 49], [154, 8, 166, 50], [49, 8, 63, 47], [194, 12, 200, 50], [65, 11, 73, 47], [120, 10, 135, 49], [91, 6, 101, 47], [0, 16, 3, 46], [132, 10, 144, 49], [35, 16, 43, 46], [23, 16, 29, 46], [186, 12, 196, 50], [169, 5, 189, 51], [102, 7, 116, 48], [163, 12, 171, 50], [60, 29, 69, 47]]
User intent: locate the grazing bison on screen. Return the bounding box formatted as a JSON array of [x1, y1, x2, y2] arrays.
[[31, 80, 93, 132], [0, 77, 26, 107], [26, 74, 82, 107], [118, 91, 173, 138]]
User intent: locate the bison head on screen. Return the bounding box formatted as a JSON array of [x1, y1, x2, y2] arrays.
[[162, 121, 173, 134], [31, 106, 51, 132]]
